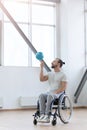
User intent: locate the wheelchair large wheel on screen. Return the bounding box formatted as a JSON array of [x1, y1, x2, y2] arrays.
[[58, 95, 72, 124]]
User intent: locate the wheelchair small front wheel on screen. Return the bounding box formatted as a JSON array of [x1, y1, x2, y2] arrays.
[[52, 119, 57, 126], [33, 119, 37, 125]]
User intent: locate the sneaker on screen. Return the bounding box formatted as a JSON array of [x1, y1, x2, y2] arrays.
[[41, 115, 50, 123], [37, 114, 45, 122]]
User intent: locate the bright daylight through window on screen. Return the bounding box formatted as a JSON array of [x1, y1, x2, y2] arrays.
[[2, 0, 56, 67]]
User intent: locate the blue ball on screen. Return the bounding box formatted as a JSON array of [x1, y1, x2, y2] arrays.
[[36, 52, 44, 61]]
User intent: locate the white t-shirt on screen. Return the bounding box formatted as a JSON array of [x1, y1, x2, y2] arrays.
[[47, 70, 67, 93]]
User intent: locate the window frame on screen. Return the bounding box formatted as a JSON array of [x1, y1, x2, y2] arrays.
[[1, 0, 57, 67]]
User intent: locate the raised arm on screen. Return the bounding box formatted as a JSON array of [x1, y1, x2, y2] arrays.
[[40, 61, 48, 82]]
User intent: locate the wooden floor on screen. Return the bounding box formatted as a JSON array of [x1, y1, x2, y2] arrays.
[[0, 109, 87, 130]]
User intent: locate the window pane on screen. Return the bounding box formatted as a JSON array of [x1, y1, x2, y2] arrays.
[[32, 25, 55, 67], [4, 1, 29, 23], [32, 4, 55, 25], [4, 23, 29, 66]]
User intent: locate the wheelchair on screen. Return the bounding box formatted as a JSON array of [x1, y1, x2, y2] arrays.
[[33, 92, 73, 126]]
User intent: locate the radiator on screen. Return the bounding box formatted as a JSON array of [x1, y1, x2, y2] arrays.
[[19, 96, 38, 108]]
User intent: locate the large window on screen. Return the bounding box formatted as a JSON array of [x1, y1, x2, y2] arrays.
[[3, 0, 56, 67]]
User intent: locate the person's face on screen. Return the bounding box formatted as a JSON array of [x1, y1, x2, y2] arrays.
[[51, 59, 59, 68]]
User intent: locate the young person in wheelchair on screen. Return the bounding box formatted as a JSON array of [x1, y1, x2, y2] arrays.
[[37, 58, 67, 123]]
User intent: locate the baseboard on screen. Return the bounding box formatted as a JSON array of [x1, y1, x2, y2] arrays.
[[73, 106, 87, 109], [0, 108, 36, 111], [0, 106, 87, 111]]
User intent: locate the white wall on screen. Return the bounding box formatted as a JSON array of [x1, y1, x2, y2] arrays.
[[0, 67, 49, 109], [59, 0, 86, 106]]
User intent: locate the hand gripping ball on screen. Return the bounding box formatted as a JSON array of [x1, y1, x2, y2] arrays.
[[36, 52, 44, 61]]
